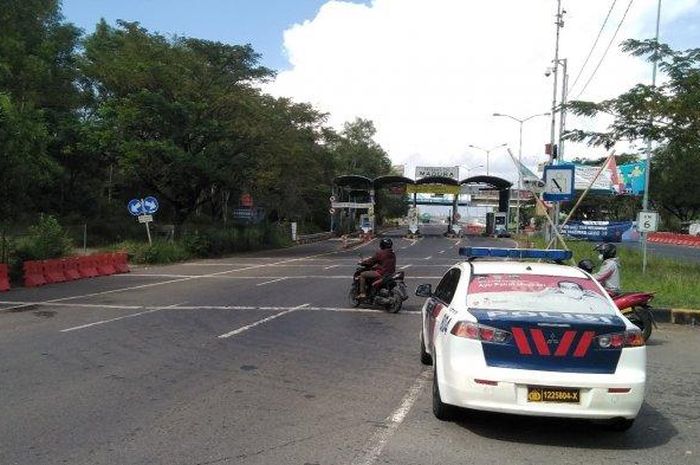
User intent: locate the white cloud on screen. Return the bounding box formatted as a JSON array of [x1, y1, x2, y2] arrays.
[[267, 0, 698, 182]]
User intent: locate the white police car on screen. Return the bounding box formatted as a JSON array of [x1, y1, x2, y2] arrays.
[[416, 247, 646, 431]]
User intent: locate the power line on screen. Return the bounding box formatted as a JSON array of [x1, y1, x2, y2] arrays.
[[574, 0, 635, 99], [569, 0, 618, 94]]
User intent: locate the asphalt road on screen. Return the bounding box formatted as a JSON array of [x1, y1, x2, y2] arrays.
[[0, 235, 697, 465]]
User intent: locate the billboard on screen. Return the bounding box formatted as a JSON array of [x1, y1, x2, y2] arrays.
[[618, 162, 646, 195], [415, 166, 459, 180]]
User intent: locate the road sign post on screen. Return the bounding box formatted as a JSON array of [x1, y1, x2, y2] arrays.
[[637, 211, 659, 233], [128, 197, 158, 246]]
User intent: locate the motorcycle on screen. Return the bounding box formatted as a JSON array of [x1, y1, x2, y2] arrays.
[[578, 260, 656, 340], [349, 262, 408, 313]]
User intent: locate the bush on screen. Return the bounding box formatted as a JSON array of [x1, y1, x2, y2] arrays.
[[113, 240, 190, 264], [14, 215, 73, 261]]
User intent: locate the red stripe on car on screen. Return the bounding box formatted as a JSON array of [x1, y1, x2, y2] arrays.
[[554, 330, 577, 357], [529, 329, 551, 356], [573, 331, 596, 357], [511, 327, 532, 355]]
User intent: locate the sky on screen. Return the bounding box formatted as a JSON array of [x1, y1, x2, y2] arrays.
[[62, 0, 700, 183]]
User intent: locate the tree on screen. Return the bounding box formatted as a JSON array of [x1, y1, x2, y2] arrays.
[[566, 40, 700, 223], [80, 21, 274, 227], [0, 0, 81, 218], [331, 118, 392, 178]]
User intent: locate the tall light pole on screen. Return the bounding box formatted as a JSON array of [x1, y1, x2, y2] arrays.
[[459, 164, 484, 178], [468, 143, 507, 176], [642, 0, 662, 274], [493, 112, 550, 233]]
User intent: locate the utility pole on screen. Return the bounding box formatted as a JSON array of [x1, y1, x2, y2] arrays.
[[642, 0, 662, 274], [547, 0, 564, 244]]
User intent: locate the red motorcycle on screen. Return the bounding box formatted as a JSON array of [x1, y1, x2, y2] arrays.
[[578, 260, 656, 340]]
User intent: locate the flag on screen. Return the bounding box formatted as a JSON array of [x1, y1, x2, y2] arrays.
[[607, 156, 624, 194], [506, 149, 544, 189]]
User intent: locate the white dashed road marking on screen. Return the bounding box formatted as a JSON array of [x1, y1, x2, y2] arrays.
[[256, 277, 287, 286], [351, 369, 431, 465], [217, 304, 309, 338], [60, 302, 185, 333]]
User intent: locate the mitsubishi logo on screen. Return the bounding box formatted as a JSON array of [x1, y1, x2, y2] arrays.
[[546, 333, 560, 345]]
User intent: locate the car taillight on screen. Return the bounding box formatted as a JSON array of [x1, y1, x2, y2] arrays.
[[596, 330, 645, 349], [451, 322, 510, 344]]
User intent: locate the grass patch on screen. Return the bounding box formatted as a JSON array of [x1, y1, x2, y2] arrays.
[[520, 235, 700, 309]]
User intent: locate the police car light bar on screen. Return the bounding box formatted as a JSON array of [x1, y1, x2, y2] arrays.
[[459, 247, 572, 262]]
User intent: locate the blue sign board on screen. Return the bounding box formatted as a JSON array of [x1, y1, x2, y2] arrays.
[[128, 196, 159, 216], [143, 196, 159, 214], [128, 199, 144, 216], [543, 164, 575, 202]]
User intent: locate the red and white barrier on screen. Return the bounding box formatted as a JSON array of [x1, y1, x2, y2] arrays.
[[19, 252, 130, 290], [0, 264, 9, 292], [648, 232, 700, 248]]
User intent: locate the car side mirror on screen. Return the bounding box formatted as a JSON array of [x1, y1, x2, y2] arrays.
[[415, 284, 432, 298]]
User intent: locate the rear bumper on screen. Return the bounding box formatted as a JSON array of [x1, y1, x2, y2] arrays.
[[438, 341, 646, 420]]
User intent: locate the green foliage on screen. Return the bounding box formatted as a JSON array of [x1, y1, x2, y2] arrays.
[[14, 215, 73, 261], [115, 240, 191, 265]]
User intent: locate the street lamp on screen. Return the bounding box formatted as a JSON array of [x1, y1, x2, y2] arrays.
[[467, 143, 507, 176], [459, 164, 484, 178], [492, 112, 550, 233]]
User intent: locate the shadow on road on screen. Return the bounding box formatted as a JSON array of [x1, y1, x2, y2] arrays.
[[452, 402, 676, 450]]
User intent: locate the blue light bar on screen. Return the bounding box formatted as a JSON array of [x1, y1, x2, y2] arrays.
[[459, 247, 572, 262]]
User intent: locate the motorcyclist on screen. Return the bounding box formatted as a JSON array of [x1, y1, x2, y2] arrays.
[[358, 238, 396, 298], [593, 243, 621, 294]]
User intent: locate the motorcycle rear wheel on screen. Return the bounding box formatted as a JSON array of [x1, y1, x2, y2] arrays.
[[627, 306, 653, 341]]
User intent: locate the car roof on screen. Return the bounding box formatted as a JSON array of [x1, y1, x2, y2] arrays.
[[464, 260, 589, 279]]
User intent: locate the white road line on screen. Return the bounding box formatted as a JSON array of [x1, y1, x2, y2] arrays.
[[424, 256, 432, 260], [60, 302, 185, 333], [438, 250, 445, 254], [217, 303, 309, 338], [1, 241, 377, 313], [324, 264, 340, 270], [351, 369, 431, 465], [400, 264, 412, 270], [256, 277, 287, 287]]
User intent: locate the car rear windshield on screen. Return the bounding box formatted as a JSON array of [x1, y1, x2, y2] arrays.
[[467, 273, 613, 314]]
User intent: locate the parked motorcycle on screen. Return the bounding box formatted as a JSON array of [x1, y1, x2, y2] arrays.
[[349, 262, 408, 313], [578, 259, 656, 340]]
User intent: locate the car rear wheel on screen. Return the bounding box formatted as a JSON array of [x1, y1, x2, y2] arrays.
[[432, 362, 455, 421], [420, 332, 432, 365], [605, 418, 635, 432]]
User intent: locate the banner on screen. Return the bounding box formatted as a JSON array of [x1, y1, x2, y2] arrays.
[[560, 220, 638, 243], [573, 165, 614, 192], [406, 184, 460, 195], [618, 162, 646, 195]]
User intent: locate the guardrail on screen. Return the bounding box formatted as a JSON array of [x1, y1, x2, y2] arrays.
[[648, 232, 700, 248]]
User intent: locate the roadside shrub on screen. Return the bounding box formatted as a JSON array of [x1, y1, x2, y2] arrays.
[[14, 215, 73, 260], [113, 240, 190, 264]]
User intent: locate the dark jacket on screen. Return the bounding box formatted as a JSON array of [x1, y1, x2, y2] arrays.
[[362, 249, 396, 276]]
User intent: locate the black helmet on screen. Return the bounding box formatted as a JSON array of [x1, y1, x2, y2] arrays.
[[595, 243, 617, 260], [380, 238, 393, 250], [578, 259, 594, 274]]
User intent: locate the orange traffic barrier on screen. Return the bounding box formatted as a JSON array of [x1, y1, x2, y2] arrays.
[[113, 252, 130, 274], [0, 264, 9, 292], [78, 256, 99, 278], [23, 261, 46, 287], [96, 254, 116, 276], [63, 257, 82, 281], [43, 259, 66, 284]]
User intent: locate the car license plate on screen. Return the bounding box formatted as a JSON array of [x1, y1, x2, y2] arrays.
[[527, 386, 580, 403]]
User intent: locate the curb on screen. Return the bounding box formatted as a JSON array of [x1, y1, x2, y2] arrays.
[[653, 308, 700, 326]]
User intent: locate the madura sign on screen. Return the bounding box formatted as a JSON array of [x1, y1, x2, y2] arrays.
[[415, 166, 459, 180]]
